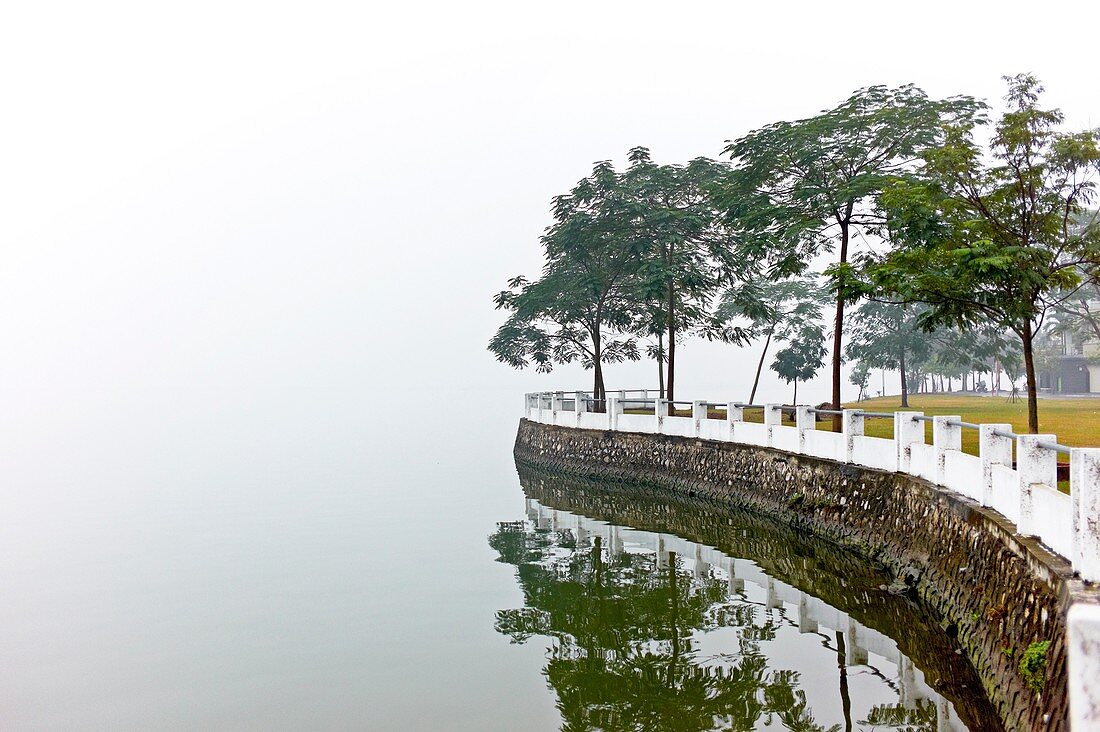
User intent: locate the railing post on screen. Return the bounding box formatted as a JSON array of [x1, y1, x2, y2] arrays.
[[607, 396, 621, 431], [1068, 602, 1100, 728], [692, 400, 707, 438], [655, 398, 667, 434], [727, 402, 743, 443], [932, 415, 962, 485], [575, 390, 588, 427], [794, 406, 813, 454], [764, 404, 782, 448], [979, 424, 1013, 508], [894, 411, 924, 473], [551, 391, 563, 426], [1071, 448, 1100, 582], [842, 409, 864, 465], [1016, 434, 1057, 537], [524, 393, 531, 420]]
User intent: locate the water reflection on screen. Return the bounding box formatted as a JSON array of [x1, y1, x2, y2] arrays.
[[489, 468, 1002, 732]]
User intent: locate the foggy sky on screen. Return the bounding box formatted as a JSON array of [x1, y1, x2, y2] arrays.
[[3, 0, 1099, 459]]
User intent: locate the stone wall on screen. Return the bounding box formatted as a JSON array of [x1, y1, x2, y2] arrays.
[[514, 419, 1100, 732]]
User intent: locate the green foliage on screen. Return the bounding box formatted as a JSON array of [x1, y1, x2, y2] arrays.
[[489, 159, 646, 396], [1019, 640, 1051, 693], [487, 519, 839, 731], [771, 325, 826, 385], [870, 74, 1100, 430], [721, 84, 980, 409], [716, 277, 827, 401]]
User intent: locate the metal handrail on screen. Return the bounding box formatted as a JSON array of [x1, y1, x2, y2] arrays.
[[528, 392, 1078, 457], [945, 419, 981, 430]]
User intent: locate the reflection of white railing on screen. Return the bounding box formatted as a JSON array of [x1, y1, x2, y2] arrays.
[[524, 389, 1100, 728], [525, 498, 968, 731]]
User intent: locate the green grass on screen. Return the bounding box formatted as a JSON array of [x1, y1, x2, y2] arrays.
[[646, 394, 1100, 455], [842, 394, 1100, 454]]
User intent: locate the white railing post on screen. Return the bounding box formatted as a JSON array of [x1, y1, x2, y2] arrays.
[[794, 406, 814, 454], [551, 391, 564, 426], [842, 409, 864, 465], [641, 389, 648, 401], [895, 411, 925, 473], [692, 400, 707, 438], [1071, 448, 1100, 582], [524, 393, 531, 420], [1068, 602, 1100, 728], [655, 398, 668, 434], [727, 401, 743, 442], [575, 390, 588, 427], [607, 396, 621, 431], [932, 415, 962, 485], [1016, 434, 1057, 537], [979, 424, 1013, 508], [764, 404, 782, 448]]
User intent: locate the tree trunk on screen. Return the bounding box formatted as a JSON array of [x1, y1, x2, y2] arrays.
[[1021, 320, 1040, 433], [667, 275, 677, 416], [830, 217, 851, 431], [749, 326, 775, 404], [899, 349, 909, 408], [792, 379, 798, 405], [593, 331, 605, 413], [836, 631, 852, 732], [657, 333, 665, 399]]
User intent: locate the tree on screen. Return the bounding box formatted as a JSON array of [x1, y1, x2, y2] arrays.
[[622, 148, 739, 407], [488, 521, 833, 731], [849, 360, 871, 402], [771, 324, 826, 404], [873, 75, 1100, 431], [715, 277, 827, 403], [844, 300, 930, 408], [489, 161, 643, 404], [722, 86, 980, 427]]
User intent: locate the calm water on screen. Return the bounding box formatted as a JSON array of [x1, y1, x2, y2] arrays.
[[0, 392, 999, 729]]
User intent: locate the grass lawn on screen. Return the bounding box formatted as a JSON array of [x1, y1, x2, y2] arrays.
[[652, 394, 1100, 455], [841, 394, 1100, 454]]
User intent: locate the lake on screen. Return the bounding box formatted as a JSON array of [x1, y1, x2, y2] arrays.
[[0, 392, 1000, 729]]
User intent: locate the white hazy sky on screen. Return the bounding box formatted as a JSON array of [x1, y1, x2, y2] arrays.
[[3, 0, 1099, 453]]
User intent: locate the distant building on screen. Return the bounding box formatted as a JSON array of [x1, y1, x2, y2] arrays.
[[1039, 331, 1097, 394]]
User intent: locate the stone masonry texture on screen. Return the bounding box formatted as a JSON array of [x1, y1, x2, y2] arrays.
[[514, 419, 1100, 732]]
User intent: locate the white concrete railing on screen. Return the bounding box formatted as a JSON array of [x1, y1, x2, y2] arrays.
[[525, 389, 1100, 728], [524, 389, 1100, 582]]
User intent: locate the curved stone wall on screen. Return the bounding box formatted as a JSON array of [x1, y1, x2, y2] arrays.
[[514, 419, 1100, 732]]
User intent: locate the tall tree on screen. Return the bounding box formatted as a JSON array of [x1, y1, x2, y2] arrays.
[[489, 161, 642, 404], [722, 86, 980, 426], [622, 148, 737, 407], [872, 75, 1100, 431], [715, 277, 827, 403]]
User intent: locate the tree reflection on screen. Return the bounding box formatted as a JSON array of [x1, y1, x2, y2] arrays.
[[489, 523, 838, 732]]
